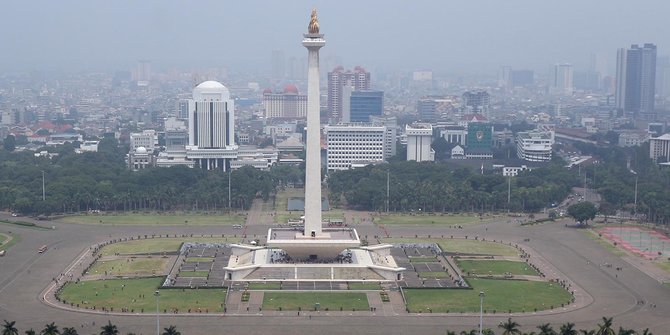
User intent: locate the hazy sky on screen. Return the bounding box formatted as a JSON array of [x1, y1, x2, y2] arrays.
[[1, 1, 669, 74]]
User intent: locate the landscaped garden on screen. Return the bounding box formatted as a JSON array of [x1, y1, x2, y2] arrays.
[[262, 292, 369, 311]]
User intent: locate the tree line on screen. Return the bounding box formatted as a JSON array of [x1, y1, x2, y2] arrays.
[[327, 160, 578, 213], [2, 317, 654, 335]]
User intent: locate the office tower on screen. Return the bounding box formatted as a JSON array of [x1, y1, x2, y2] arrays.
[[177, 100, 189, 119], [462, 90, 490, 117], [262, 84, 307, 119], [498, 66, 512, 89], [550, 63, 573, 95], [656, 55, 670, 99], [186, 81, 237, 171], [616, 43, 657, 119], [511, 70, 534, 87], [370, 115, 398, 158], [327, 66, 370, 122], [135, 60, 151, 86], [406, 123, 434, 162], [325, 124, 388, 170], [349, 90, 383, 122], [271, 49, 285, 80]]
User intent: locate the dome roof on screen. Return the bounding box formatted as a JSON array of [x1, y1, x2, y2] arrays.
[[136, 146, 148, 154], [283, 84, 299, 94], [262, 88, 273, 94], [196, 80, 226, 89]]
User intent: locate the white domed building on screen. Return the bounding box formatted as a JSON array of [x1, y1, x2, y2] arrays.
[[185, 80, 238, 171], [127, 146, 156, 171]]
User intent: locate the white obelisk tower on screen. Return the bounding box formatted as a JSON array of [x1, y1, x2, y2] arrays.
[[302, 9, 325, 238]]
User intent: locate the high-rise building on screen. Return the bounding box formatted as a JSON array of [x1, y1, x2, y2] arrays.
[[134, 60, 151, 86], [349, 90, 383, 122], [616, 43, 657, 119], [271, 49, 285, 80], [262, 84, 307, 119], [327, 66, 370, 122], [550, 63, 573, 95], [406, 123, 434, 162], [369, 115, 397, 158], [649, 133, 670, 162], [516, 130, 554, 162], [186, 81, 237, 171], [511, 70, 534, 87], [325, 124, 388, 170], [129, 130, 157, 152], [462, 90, 490, 117], [655, 55, 670, 99]]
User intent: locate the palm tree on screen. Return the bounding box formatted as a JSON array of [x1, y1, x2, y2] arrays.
[[537, 323, 557, 335], [641, 329, 653, 335], [460, 331, 476, 335], [2, 320, 18, 335], [61, 328, 77, 335], [161, 326, 180, 335], [499, 318, 522, 335], [24, 330, 36, 335], [446, 331, 456, 335], [596, 317, 615, 335], [559, 323, 577, 335], [616, 328, 634, 335], [99, 321, 118, 335], [579, 330, 595, 335], [40, 323, 59, 335]]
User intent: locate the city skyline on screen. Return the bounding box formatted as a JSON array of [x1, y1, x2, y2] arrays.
[[0, 1, 669, 74]]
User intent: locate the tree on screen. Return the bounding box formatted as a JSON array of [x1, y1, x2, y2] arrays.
[[99, 321, 118, 335], [537, 323, 557, 335], [567, 201, 598, 226], [2, 320, 18, 335], [559, 323, 577, 335], [161, 326, 180, 335], [596, 317, 615, 335], [499, 318, 522, 335], [3, 135, 16, 152], [40, 323, 59, 335], [61, 328, 77, 335], [24, 330, 35, 335], [579, 330, 595, 335]]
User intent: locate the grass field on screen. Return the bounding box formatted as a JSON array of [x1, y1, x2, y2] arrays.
[[179, 271, 210, 278], [348, 282, 381, 290], [59, 277, 225, 312], [0, 232, 20, 252], [404, 278, 572, 313], [417, 272, 449, 278], [373, 214, 485, 226], [382, 238, 520, 257], [61, 213, 245, 225], [185, 257, 214, 263], [262, 292, 369, 311], [456, 260, 539, 276], [99, 237, 235, 256], [89, 257, 170, 277], [655, 262, 670, 273]]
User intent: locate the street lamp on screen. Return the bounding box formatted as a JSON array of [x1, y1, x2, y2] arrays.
[[155, 290, 160, 335], [479, 291, 485, 335], [630, 170, 638, 219]]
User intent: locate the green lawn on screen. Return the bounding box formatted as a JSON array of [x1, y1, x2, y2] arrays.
[[374, 214, 485, 226], [262, 292, 369, 311], [456, 260, 539, 276], [664, 282, 670, 289], [179, 271, 210, 278], [582, 230, 626, 256], [348, 282, 381, 290], [274, 188, 305, 211], [0, 232, 20, 252], [404, 278, 572, 313], [89, 257, 170, 277], [248, 282, 282, 290], [99, 237, 233, 256], [655, 262, 670, 273], [382, 238, 520, 257], [59, 277, 225, 312], [185, 257, 214, 263], [61, 213, 245, 225], [417, 272, 449, 278]]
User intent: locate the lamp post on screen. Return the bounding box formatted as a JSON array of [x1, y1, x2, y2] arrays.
[[479, 291, 485, 335], [155, 290, 160, 335]]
